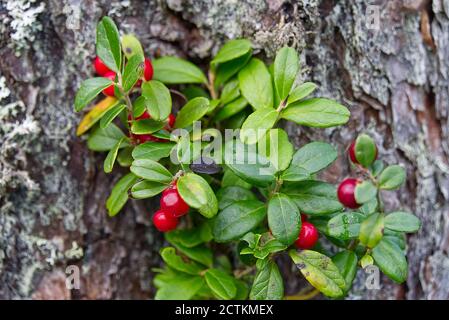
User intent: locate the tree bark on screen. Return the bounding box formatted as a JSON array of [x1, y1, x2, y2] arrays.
[[0, 0, 448, 300]]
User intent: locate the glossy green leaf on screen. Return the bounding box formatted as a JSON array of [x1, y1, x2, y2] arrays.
[[174, 97, 210, 129], [221, 169, 252, 189], [142, 80, 172, 121], [96, 16, 122, 72], [166, 223, 212, 248], [220, 79, 240, 105], [289, 249, 346, 298], [354, 134, 377, 168], [87, 123, 127, 151], [153, 56, 207, 84], [385, 211, 421, 233], [100, 103, 126, 128], [379, 165, 406, 190], [240, 108, 278, 144], [331, 250, 358, 294], [283, 181, 343, 215], [74, 77, 113, 112], [354, 180, 377, 204], [106, 173, 139, 216], [214, 97, 248, 121], [117, 146, 133, 167], [131, 141, 175, 161], [249, 259, 284, 300], [372, 238, 408, 283], [177, 173, 218, 218], [281, 98, 350, 128], [327, 212, 365, 240], [259, 128, 293, 172], [130, 159, 173, 183], [238, 58, 273, 110], [160, 247, 205, 275], [360, 254, 374, 268], [217, 186, 257, 210], [104, 137, 124, 173], [205, 269, 237, 300], [165, 234, 213, 267], [287, 82, 318, 105], [155, 272, 204, 300], [359, 212, 384, 248], [130, 119, 165, 134], [215, 52, 251, 86], [268, 193, 301, 245], [131, 180, 167, 199], [212, 39, 252, 66], [122, 53, 144, 92], [213, 200, 266, 242], [274, 47, 299, 100]]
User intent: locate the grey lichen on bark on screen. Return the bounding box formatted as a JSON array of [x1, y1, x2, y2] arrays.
[[0, 0, 447, 299]]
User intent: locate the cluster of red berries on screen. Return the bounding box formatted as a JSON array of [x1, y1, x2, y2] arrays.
[[294, 213, 319, 249], [337, 140, 378, 209], [127, 111, 175, 144], [152, 182, 190, 232], [93, 56, 154, 96]]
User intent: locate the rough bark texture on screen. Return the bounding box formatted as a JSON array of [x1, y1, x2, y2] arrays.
[[0, 0, 448, 300]]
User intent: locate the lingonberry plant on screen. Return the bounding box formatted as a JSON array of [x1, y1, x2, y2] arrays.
[[74, 17, 421, 300]]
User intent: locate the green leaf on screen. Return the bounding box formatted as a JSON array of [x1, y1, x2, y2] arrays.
[[122, 53, 145, 92], [354, 134, 377, 167], [132, 141, 175, 161], [212, 39, 252, 66], [153, 56, 207, 84], [360, 254, 374, 268], [74, 77, 113, 112], [327, 212, 365, 240], [359, 212, 384, 248], [217, 186, 257, 210], [220, 79, 240, 105], [104, 137, 124, 173], [283, 181, 343, 215], [96, 16, 122, 72], [166, 224, 212, 248], [215, 52, 252, 86], [183, 85, 209, 100], [213, 200, 266, 242], [214, 97, 248, 122], [268, 193, 301, 245], [238, 58, 273, 110], [378, 165, 406, 190], [177, 173, 218, 218], [234, 280, 249, 300], [282, 142, 337, 180], [87, 123, 127, 151], [204, 269, 237, 300], [240, 108, 278, 144], [274, 47, 299, 100], [174, 97, 210, 129], [121, 34, 144, 59], [372, 238, 408, 283], [241, 233, 288, 259], [155, 272, 204, 300], [281, 98, 350, 128], [221, 169, 252, 189], [370, 160, 385, 177], [141, 80, 172, 121], [100, 103, 126, 128], [289, 249, 346, 298], [385, 211, 421, 233], [131, 119, 166, 134], [259, 128, 293, 172], [249, 259, 284, 300], [287, 82, 318, 105], [117, 146, 133, 167], [331, 250, 358, 294], [354, 180, 377, 204], [130, 159, 173, 183], [132, 96, 147, 118], [225, 141, 276, 187], [160, 247, 205, 275], [165, 234, 213, 267], [131, 180, 167, 199], [106, 173, 139, 216]]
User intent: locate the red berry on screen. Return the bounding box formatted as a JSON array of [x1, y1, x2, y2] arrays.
[[128, 110, 151, 122], [337, 178, 361, 209], [135, 134, 162, 144], [349, 140, 378, 165], [160, 186, 189, 217], [144, 58, 154, 81], [93, 56, 112, 76], [152, 209, 178, 232], [166, 114, 176, 129], [102, 71, 116, 97], [300, 213, 308, 222], [295, 222, 319, 249]]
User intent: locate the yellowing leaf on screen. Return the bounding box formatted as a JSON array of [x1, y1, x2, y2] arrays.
[[76, 96, 118, 136]]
